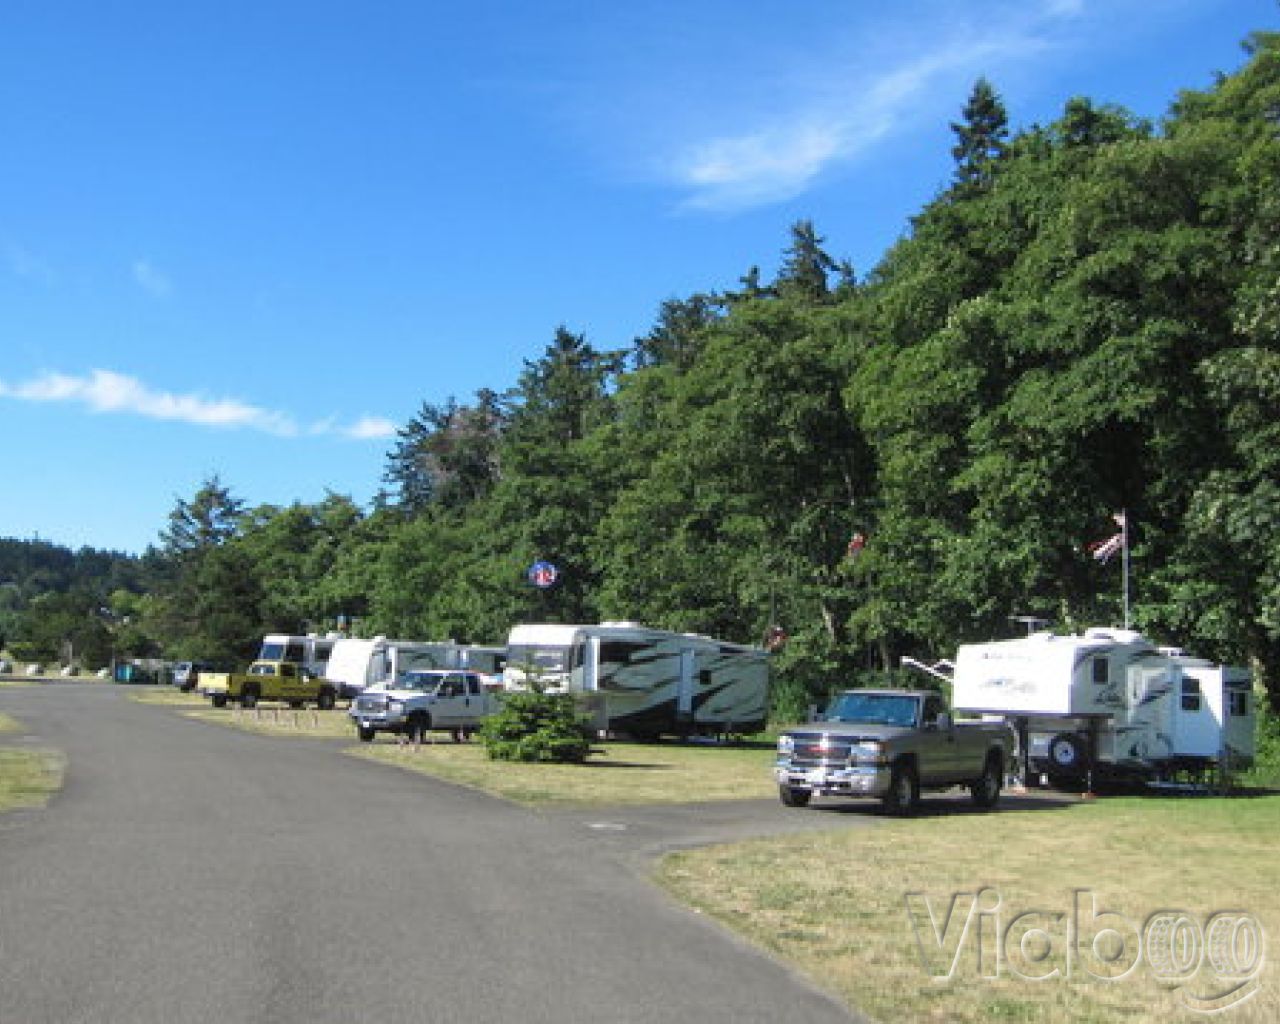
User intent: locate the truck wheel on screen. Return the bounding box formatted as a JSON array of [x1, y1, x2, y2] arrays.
[[211, 694, 228, 709], [971, 754, 1002, 809], [1047, 733, 1086, 784], [883, 762, 919, 817], [357, 726, 376, 743], [289, 700, 304, 709], [317, 688, 336, 710], [407, 713, 431, 743], [779, 784, 812, 808], [241, 687, 259, 709]]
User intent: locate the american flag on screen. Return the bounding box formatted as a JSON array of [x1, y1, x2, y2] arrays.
[[1089, 511, 1127, 563], [1089, 532, 1124, 563]]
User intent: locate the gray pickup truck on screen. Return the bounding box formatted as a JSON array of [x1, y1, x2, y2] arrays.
[[774, 689, 1014, 815]]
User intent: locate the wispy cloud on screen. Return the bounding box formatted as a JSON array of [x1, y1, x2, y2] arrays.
[[132, 259, 172, 297], [0, 369, 394, 441], [660, 2, 1085, 212], [5, 243, 54, 283]]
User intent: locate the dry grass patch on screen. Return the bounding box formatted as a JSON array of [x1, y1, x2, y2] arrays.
[[129, 689, 209, 708], [347, 738, 778, 806], [656, 795, 1280, 1024], [185, 706, 355, 738], [0, 748, 65, 813], [0, 712, 23, 734]]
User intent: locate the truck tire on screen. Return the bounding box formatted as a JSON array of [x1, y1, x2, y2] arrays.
[[357, 725, 376, 742], [779, 784, 812, 808], [316, 688, 336, 710], [241, 687, 259, 709], [211, 694, 228, 709], [1047, 733, 1086, 784], [971, 753, 1002, 809], [883, 761, 919, 817]]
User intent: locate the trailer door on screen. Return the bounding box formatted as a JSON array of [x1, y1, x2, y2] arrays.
[[1173, 669, 1222, 758], [676, 648, 696, 723]]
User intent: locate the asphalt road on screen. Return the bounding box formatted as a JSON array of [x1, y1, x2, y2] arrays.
[[0, 685, 861, 1024]]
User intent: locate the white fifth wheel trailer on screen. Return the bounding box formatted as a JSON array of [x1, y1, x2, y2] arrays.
[[938, 627, 1255, 786], [324, 636, 506, 699], [503, 622, 769, 738]]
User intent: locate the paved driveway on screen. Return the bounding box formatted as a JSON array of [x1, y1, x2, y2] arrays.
[[0, 684, 861, 1024]]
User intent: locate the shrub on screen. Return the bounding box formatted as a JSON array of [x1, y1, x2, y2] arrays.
[[478, 690, 595, 763]]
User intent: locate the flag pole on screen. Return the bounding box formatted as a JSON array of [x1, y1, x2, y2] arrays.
[[1120, 509, 1130, 629]]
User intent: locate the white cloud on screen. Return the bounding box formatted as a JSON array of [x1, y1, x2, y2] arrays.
[[660, 8, 1064, 212], [340, 416, 398, 441], [0, 368, 390, 441], [132, 259, 172, 297]]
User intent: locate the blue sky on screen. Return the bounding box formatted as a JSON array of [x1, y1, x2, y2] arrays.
[[3, 0, 1276, 555]]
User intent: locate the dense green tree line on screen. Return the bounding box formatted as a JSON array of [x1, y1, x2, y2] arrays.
[[5, 31, 1279, 719]]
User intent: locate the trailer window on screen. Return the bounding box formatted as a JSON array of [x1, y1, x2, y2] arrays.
[[1229, 690, 1249, 717], [1181, 678, 1202, 712], [1091, 658, 1109, 685], [508, 645, 569, 673]]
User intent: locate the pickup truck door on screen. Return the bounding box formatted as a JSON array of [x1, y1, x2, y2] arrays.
[[430, 673, 472, 726], [919, 694, 960, 784]]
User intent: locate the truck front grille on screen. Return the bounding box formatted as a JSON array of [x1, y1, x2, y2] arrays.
[[785, 732, 856, 769]]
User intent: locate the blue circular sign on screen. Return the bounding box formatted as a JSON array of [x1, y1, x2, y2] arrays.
[[528, 561, 558, 588]]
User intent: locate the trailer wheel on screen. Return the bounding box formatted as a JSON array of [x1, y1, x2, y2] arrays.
[[779, 785, 812, 808], [316, 688, 336, 710], [971, 754, 1002, 809], [883, 762, 919, 817], [357, 725, 376, 742], [211, 694, 228, 709], [1047, 733, 1086, 782]]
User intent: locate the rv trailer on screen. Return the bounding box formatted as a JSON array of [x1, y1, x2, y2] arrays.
[[946, 627, 1255, 786], [255, 633, 338, 677], [503, 621, 769, 738], [324, 636, 506, 699]]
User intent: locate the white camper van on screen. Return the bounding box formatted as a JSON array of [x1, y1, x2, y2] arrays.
[[947, 628, 1255, 785], [324, 636, 506, 699], [255, 633, 338, 676], [503, 622, 769, 738]]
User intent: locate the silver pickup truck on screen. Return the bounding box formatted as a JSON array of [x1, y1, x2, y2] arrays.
[[774, 688, 1014, 815], [350, 669, 501, 742]]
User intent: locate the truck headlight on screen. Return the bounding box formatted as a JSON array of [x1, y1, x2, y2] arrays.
[[848, 741, 883, 764], [777, 735, 795, 756]]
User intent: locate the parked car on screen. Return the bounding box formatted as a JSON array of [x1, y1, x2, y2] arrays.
[[173, 660, 231, 692]]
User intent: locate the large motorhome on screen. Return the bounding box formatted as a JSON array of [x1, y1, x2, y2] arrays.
[[943, 627, 1255, 785], [503, 621, 769, 738], [324, 636, 505, 699], [255, 633, 338, 677]]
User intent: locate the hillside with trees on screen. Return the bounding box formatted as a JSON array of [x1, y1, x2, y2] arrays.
[[5, 30, 1279, 722]]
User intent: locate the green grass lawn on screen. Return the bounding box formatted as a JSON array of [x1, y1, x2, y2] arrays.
[[656, 794, 1280, 1024], [347, 738, 778, 805]]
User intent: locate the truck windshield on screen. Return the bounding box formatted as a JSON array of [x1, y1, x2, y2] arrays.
[[825, 693, 919, 727]]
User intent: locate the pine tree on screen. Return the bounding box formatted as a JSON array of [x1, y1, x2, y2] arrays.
[[950, 77, 1009, 194]]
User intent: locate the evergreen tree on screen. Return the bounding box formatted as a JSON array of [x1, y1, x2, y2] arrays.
[[950, 77, 1009, 194]]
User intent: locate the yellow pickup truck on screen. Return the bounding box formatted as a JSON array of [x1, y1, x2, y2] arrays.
[[201, 660, 338, 710]]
